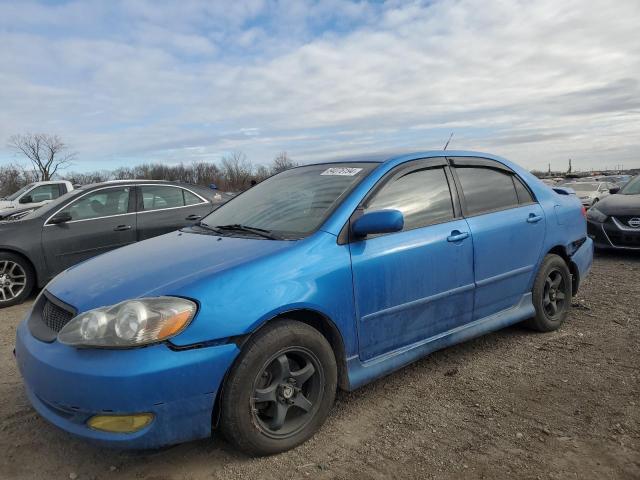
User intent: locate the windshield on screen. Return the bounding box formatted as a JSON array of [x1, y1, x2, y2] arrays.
[[568, 183, 599, 192], [620, 175, 640, 195], [200, 163, 377, 239], [5, 183, 34, 201]]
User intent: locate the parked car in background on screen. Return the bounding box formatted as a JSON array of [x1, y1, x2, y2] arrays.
[[562, 181, 614, 207], [0, 180, 224, 306], [0, 180, 73, 213], [15, 151, 592, 455], [587, 174, 640, 250]]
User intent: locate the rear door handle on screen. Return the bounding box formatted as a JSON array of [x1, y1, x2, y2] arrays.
[[447, 230, 469, 242], [114, 225, 132, 231], [527, 214, 543, 223], [186, 214, 202, 221]]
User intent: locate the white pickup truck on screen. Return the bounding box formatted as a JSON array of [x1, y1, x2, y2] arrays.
[[0, 180, 74, 220]]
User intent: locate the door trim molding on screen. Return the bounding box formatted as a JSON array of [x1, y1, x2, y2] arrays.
[[360, 282, 475, 323]]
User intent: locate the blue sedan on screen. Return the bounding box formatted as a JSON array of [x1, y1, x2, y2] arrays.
[[15, 151, 593, 455]]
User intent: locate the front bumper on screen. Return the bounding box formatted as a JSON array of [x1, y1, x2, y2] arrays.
[[588, 219, 640, 250], [15, 320, 239, 449]]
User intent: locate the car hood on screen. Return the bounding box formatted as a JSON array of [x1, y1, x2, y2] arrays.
[[47, 229, 295, 312], [593, 194, 640, 215], [0, 201, 16, 209]]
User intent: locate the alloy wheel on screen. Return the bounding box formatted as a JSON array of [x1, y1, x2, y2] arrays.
[[0, 260, 26, 303], [251, 347, 324, 438], [542, 269, 567, 318]]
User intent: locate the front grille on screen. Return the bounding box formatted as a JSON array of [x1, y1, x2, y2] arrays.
[[613, 216, 640, 229], [42, 299, 74, 332]]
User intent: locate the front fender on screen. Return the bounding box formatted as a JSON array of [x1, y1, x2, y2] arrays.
[[168, 232, 359, 357]]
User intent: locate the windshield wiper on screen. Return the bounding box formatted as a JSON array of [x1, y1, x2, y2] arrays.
[[214, 224, 280, 240]]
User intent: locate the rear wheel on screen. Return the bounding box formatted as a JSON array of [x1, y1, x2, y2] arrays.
[[0, 252, 34, 307], [220, 320, 337, 456], [526, 254, 572, 331]]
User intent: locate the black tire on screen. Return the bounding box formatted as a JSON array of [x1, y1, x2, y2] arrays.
[[0, 252, 35, 308], [220, 320, 337, 456], [526, 254, 572, 332]]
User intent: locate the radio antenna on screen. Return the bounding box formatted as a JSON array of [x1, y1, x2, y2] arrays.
[[443, 132, 454, 151]]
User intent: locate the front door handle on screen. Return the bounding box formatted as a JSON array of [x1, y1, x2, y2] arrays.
[[447, 230, 469, 242], [527, 213, 543, 223], [114, 225, 132, 231], [185, 214, 202, 221]]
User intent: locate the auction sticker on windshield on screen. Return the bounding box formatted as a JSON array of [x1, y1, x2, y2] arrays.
[[321, 167, 363, 176]]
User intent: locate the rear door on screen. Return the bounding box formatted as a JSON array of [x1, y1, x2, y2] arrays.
[[136, 184, 212, 241], [350, 159, 476, 361], [449, 157, 546, 319], [42, 186, 137, 276]]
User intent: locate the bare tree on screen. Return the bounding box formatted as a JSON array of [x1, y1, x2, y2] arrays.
[[220, 151, 253, 190], [271, 151, 297, 174], [8, 133, 75, 180]]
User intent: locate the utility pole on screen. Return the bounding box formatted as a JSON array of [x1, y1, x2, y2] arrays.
[[567, 158, 572, 174]]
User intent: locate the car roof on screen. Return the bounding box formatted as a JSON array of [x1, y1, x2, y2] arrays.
[[304, 150, 508, 166], [78, 179, 194, 190]]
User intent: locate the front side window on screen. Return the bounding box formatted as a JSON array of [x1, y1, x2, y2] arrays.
[[365, 167, 454, 231], [28, 184, 61, 202], [200, 163, 377, 238], [57, 187, 130, 221], [456, 167, 519, 215], [141, 186, 185, 211]]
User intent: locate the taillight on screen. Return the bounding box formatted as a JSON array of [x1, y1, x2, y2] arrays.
[[581, 206, 587, 218]]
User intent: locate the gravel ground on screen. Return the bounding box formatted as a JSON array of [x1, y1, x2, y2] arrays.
[[0, 252, 638, 480]]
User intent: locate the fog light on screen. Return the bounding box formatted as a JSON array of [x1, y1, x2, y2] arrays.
[[87, 413, 154, 433]]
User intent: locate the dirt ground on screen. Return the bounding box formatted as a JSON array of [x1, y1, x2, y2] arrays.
[[0, 252, 638, 480]]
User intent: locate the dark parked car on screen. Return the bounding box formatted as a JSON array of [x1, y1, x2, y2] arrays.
[[0, 180, 223, 306], [587, 174, 640, 250]]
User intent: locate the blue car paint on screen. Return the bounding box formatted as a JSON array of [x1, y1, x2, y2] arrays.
[[15, 150, 593, 449]]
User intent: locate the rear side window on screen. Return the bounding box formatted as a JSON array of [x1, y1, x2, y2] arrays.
[[141, 186, 185, 211], [513, 176, 534, 204], [183, 189, 204, 206], [365, 167, 454, 231], [455, 167, 519, 215]]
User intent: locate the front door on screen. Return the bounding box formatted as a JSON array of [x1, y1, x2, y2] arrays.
[[42, 186, 137, 277], [350, 161, 475, 361], [450, 158, 546, 319]]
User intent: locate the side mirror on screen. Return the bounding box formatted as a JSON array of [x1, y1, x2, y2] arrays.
[[49, 212, 73, 224], [19, 195, 33, 204], [352, 209, 404, 238], [609, 187, 620, 194]]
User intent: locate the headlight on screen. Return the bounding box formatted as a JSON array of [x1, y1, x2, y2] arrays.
[[58, 297, 196, 348], [586, 207, 607, 223]]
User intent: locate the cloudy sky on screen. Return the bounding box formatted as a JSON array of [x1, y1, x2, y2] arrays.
[[1, 0, 639, 173]]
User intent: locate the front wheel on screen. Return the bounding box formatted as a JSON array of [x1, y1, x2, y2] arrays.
[[220, 320, 337, 456], [0, 252, 35, 307], [526, 254, 572, 332]]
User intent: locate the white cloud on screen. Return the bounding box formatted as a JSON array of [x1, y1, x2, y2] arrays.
[[0, 0, 639, 171]]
